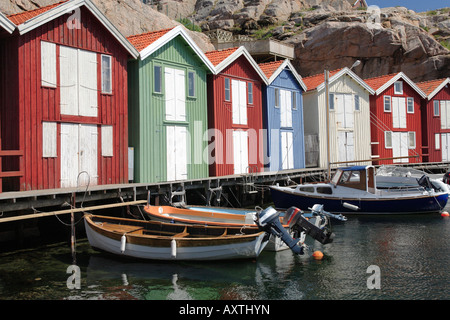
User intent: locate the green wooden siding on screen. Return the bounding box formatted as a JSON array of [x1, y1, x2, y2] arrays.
[[128, 35, 209, 183]]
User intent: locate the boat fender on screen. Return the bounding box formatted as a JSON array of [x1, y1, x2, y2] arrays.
[[121, 234, 126, 253], [343, 202, 360, 211], [171, 239, 177, 258]]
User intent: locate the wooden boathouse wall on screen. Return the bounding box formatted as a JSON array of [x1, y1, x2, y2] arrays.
[[303, 68, 373, 169], [1, 5, 133, 192], [418, 79, 450, 163], [260, 60, 306, 172], [206, 49, 265, 177], [367, 73, 425, 165], [128, 29, 212, 183]]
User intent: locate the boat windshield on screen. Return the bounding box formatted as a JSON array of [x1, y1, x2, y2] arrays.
[[333, 168, 367, 191]]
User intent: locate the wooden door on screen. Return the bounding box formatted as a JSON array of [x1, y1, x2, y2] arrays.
[[392, 132, 408, 163], [281, 131, 294, 170], [165, 67, 186, 121], [233, 130, 248, 174], [232, 80, 247, 125], [166, 126, 188, 181], [60, 123, 98, 188]]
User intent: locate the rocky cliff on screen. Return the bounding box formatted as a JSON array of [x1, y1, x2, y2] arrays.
[[1, 0, 449, 81]]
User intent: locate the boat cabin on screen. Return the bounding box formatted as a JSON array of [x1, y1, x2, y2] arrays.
[[330, 166, 376, 193]]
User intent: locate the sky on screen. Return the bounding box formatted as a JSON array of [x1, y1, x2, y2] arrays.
[[368, 0, 449, 12]]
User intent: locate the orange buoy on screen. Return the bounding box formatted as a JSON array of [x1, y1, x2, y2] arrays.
[[441, 211, 450, 217], [312, 251, 324, 260]]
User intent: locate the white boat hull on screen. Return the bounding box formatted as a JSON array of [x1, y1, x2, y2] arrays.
[[85, 218, 268, 261]]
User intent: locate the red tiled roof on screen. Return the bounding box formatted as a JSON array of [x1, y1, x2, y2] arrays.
[[127, 27, 175, 52], [363, 73, 399, 91], [204, 47, 239, 66], [416, 78, 448, 97], [7, 1, 68, 25], [302, 69, 342, 91], [258, 60, 284, 79]]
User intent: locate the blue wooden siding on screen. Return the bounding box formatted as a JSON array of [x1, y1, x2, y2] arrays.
[[262, 68, 305, 171]]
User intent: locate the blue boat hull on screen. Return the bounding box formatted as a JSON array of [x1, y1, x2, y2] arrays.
[[270, 187, 449, 215]]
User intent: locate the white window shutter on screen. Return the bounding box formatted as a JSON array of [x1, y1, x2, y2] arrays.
[[42, 122, 57, 157], [41, 41, 57, 88], [78, 49, 98, 117], [101, 125, 113, 157]]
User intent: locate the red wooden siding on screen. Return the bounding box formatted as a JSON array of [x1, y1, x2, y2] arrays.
[[207, 55, 264, 177], [1, 6, 129, 191], [370, 81, 423, 165], [421, 85, 450, 162]]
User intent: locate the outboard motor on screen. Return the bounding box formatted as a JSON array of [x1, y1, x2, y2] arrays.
[[284, 206, 335, 245], [257, 206, 305, 255]]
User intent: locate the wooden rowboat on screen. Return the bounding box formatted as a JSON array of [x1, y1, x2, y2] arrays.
[[143, 205, 258, 227], [84, 214, 269, 261], [143, 205, 291, 251]]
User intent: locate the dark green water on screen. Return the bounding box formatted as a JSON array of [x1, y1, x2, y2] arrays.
[[0, 213, 449, 300]]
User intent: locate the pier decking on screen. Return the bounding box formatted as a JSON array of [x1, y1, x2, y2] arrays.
[[0, 162, 448, 224]]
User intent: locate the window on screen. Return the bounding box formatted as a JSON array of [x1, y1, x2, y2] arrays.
[[299, 186, 314, 193], [101, 55, 112, 94], [316, 186, 332, 194], [394, 81, 403, 94], [224, 78, 230, 101], [384, 96, 391, 112], [408, 131, 416, 149], [292, 92, 297, 110], [275, 88, 280, 108], [355, 95, 360, 111], [407, 97, 414, 113], [42, 122, 57, 157], [247, 82, 253, 104], [101, 125, 113, 157], [41, 41, 57, 88], [329, 93, 334, 110], [188, 71, 195, 97], [154, 65, 162, 93], [434, 101, 440, 116], [385, 131, 392, 148], [435, 133, 440, 150]]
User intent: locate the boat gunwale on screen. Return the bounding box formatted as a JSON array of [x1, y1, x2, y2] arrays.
[[84, 214, 266, 248]]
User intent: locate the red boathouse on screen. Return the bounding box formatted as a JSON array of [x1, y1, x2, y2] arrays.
[[205, 46, 268, 177], [0, 0, 138, 192], [365, 72, 426, 165], [417, 78, 450, 163]]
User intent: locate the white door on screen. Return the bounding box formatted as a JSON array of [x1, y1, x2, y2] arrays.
[[281, 131, 294, 169], [60, 46, 78, 116], [335, 94, 354, 129], [280, 90, 292, 128], [392, 132, 408, 163], [337, 131, 355, 163], [60, 123, 98, 188], [166, 126, 188, 181], [165, 67, 186, 121], [233, 130, 248, 174], [441, 133, 450, 162], [392, 97, 406, 129], [60, 46, 98, 117], [232, 80, 247, 125]]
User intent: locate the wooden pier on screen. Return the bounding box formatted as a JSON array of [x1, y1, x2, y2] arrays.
[[0, 162, 448, 224]]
